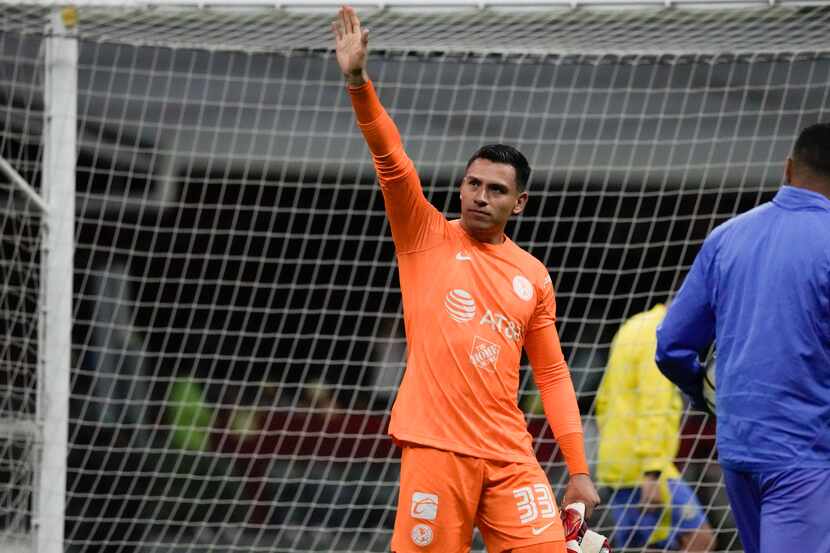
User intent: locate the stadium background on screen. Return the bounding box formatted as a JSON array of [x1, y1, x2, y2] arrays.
[[1, 3, 829, 552]]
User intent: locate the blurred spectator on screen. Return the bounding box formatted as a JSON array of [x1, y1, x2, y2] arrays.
[[595, 305, 714, 551], [163, 378, 247, 526], [167, 378, 214, 452]]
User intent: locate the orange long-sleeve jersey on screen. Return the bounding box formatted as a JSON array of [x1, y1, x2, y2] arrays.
[[350, 81, 588, 475]]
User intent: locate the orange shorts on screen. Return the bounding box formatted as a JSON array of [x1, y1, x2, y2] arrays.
[[391, 445, 567, 553]]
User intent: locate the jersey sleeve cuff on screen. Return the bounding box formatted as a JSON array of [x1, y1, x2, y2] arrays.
[[557, 432, 590, 476]]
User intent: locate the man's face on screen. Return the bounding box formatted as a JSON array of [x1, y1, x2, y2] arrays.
[[459, 158, 528, 241]]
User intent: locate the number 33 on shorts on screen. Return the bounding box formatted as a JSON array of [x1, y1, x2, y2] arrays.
[[514, 483, 558, 532]]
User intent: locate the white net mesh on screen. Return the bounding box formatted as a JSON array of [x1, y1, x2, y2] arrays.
[[0, 29, 44, 547], [0, 182, 40, 546], [1, 3, 829, 552]]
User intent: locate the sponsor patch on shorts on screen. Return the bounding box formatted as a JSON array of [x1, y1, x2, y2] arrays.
[[411, 491, 438, 521]]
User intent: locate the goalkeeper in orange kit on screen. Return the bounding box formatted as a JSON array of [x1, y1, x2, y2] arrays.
[[332, 6, 601, 552]]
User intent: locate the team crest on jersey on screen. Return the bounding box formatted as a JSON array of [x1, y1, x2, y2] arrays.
[[512, 275, 534, 301], [470, 336, 500, 371], [444, 289, 476, 323], [411, 524, 433, 547], [411, 492, 438, 521]]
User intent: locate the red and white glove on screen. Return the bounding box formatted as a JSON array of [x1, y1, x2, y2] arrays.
[[561, 503, 611, 553]]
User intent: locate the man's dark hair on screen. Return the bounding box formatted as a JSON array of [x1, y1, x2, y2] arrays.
[[792, 122, 830, 179], [466, 144, 531, 192]]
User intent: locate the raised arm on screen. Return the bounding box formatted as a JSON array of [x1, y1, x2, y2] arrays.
[[332, 5, 446, 253]]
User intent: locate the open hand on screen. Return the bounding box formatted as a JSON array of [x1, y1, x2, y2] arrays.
[[332, 5, 369, 86]]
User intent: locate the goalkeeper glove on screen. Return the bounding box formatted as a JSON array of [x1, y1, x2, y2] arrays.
[[561, 503, 611, 553]]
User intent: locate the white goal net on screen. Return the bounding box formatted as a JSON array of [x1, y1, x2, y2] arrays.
[[0, 164, 42, 552], [1, 2, 829, 552]]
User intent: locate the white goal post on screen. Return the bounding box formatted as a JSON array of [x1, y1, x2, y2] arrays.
[[0, 7, 75, 553], [38, 10, 76, 553], [0, 2, 828, 553]]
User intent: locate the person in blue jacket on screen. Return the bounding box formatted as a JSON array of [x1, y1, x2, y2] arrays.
[[655, 122, 830, 553]]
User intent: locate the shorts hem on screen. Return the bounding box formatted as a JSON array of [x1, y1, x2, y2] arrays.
[[496, 537, 566, 553]]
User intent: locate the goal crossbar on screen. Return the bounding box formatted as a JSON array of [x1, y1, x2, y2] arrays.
[[21, 0, 827, 8]]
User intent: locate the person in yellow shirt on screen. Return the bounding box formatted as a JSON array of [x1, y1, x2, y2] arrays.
[[596, 305, 714, 551]]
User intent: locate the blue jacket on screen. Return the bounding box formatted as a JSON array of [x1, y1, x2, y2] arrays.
[[656, 185, 830, 470]]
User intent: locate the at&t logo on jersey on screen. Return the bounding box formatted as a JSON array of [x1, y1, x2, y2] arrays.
[[479, 309, 525, 342], [444, 289, 476, 323], [444, 289, 524, 342]]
